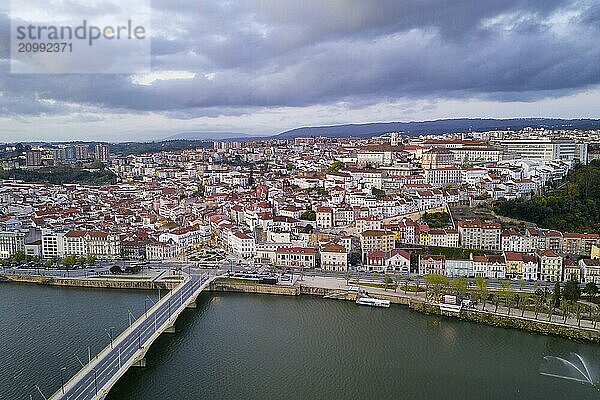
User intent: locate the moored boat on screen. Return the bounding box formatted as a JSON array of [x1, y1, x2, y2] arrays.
[[356, 295, 391, 308]]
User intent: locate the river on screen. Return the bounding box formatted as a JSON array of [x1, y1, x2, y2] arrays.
[[1, 283, 599, 399]]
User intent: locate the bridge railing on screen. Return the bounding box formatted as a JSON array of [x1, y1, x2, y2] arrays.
[[50, 274, 209, 399]]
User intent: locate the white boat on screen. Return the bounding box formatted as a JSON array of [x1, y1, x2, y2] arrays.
[[356, 295, 391, 308], [438, 303, 462, 313]]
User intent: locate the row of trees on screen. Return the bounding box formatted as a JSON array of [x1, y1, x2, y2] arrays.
[[419, 273, 600, 327], [0, 252, 40, 265], [1, 253, 97, 271], [59, 254, 97, 268]]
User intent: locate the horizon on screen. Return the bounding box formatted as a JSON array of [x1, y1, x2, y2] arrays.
[[2, 116, 600, 144]]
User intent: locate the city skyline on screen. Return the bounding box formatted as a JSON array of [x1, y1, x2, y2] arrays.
[[1, 0, 600, 142]]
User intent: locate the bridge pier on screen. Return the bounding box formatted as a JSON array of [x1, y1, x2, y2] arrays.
[[186, 301, 197, 309], [163, 324, 176, 334], [132, 358, 146, 368]]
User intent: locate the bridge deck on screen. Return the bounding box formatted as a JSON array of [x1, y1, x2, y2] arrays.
[[50, 273, 217, 400]]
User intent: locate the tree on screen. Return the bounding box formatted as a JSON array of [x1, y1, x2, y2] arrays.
[[303, 224, 314, 234], [584, 282, 598, 297], [474, 276, 488, 308], [552, 282, 562, 308], [371, 187, 386, 198], [451, 277, 468, 297], [563, 280, 581, 302], [499, 280, 513, 314], [326, 160, 344, 173], [422, 212, 452, 229], [383, 275, 393, 291], [62, 255, 76, 268], [85, 255, 97, 265], [349, 252, 362, 266], [300, 210, 316, 221], [424, 273, 449, 301]]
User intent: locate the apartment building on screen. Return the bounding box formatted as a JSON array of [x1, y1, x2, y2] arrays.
[[320, 243, 348, 272], [360, 230, 395, 258], [539, 250, 563, 282], [275, 247, 317, 268], [457, 220, 501, 251]]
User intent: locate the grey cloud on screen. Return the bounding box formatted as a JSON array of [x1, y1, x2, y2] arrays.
[[0, 0, 599, 119]]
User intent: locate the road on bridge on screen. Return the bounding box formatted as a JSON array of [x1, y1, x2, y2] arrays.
[[53, 273, 208, 400]]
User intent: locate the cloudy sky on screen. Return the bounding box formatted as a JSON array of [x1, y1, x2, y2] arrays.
[[1, 0, 599, 142]]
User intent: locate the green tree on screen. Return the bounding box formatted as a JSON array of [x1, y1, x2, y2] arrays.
[[62, 255, 77, 268], [584, 282, 598, 297], [422, 212, 452, 228], [371, 187, 386, 198], [451, 277, 469, 297], [383, 275, 393, 291], [499, 280, 513, 314], [326, 160, 344, 172], [424, 273, 449, 300], [563, 280, 581, 301], [474, 276, 488, 305], [552, 282, 562, 308], [85, 255, 97, 265], [300, 210, 316, 221]]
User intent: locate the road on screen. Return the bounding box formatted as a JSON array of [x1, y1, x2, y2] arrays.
[[54, 273, 207, 400]]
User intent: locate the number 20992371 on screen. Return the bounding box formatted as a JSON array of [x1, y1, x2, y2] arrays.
[[17, 42, 73, 53]]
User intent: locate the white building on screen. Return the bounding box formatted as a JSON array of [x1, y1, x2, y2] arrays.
[[320, 243, 348, 272]]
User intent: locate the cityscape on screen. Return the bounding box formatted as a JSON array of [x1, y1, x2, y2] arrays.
[[2, 1, 600, 399]]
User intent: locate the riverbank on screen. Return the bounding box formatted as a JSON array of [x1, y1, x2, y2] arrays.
[[209, 279, 600, 344], [2, 272, 598, 344], [0, 273, 179, 290]]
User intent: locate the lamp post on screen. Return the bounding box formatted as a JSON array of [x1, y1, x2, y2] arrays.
[[60, 367, 66, 394], [105, 326, 115, 349], [35, 385, 47, 400], [74, 354, 85, 368], [128, 309, 136, 327]]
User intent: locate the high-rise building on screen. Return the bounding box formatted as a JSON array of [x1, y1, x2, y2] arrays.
[[95, 143, 110, 163], [52, 148, 65, 164], [75, 145, 89, 160], [64, 146, 77, 162], [25, 150, 42, 167], [493, 138, 578, 162]]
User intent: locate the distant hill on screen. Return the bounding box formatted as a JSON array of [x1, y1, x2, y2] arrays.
[[165, 131, 257, 140], [274, 118, 600, 139]]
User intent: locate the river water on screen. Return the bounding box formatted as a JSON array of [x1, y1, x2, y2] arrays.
[[1, 283, 599, 399]]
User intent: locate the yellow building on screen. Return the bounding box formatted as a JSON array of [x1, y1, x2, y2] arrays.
[[591, 245, 600, 260]]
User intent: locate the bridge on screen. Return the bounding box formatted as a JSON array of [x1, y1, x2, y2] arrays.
[[50, 272, 219, 400]]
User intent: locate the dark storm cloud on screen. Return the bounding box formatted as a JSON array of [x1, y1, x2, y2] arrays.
[[0, 0, 599, 118]]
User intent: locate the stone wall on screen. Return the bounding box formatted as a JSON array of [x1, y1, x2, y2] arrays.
[[209, 281, 300, 296], [0, 274, 177, 290], [409, 300, 600, 343]]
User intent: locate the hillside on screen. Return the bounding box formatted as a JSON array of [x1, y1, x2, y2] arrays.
[[275, 118, 600, 139], [493, 161, 600, 233]]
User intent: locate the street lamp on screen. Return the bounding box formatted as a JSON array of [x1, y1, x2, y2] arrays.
[[105, 326, 115, 349], [35, 385, 47, 400], [60, 367, 67, 394], [74, 354, 85, 368], [128, 309, 136, 327]]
